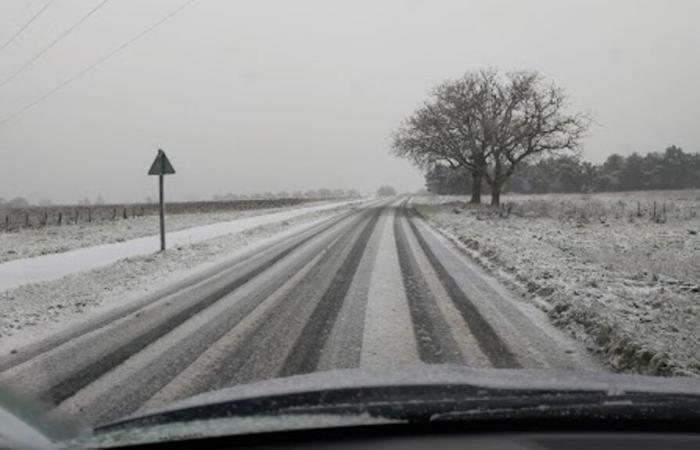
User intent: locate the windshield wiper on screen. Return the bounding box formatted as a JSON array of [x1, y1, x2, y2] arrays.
[[96, 384, 700, 434], [431, 390, 700, 422]]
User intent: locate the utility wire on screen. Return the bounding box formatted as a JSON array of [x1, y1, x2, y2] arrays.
[[0, 0, 110, 89], [0, 0, 55, 53], [0, 0, 198, 129]]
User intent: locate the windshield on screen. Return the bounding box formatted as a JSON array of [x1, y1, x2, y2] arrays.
[[1, 0, 699, 446]]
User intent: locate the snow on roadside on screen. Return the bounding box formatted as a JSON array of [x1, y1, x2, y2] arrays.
[[0, 202, 361, 346], [0, 201, 339, 264], [0, 200, 361, 293], [414, 195, 700, 378]]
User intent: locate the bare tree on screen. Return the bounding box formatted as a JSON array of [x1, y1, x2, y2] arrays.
[[481, 71, 590, 205], [392, 71, 495, 203], [392, 69, 590, 205]]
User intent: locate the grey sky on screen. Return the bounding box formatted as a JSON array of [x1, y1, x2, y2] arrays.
[[0, 0, 698, 204]]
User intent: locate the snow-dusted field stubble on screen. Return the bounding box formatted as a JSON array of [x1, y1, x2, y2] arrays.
[[414, 190, 700, 377]]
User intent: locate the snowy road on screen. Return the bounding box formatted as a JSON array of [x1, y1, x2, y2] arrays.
[[0, 199, 599, 427]]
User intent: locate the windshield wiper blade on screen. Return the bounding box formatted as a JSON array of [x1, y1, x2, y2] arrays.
[[431, 391, 700, 423], [99, 384, 688, 433]]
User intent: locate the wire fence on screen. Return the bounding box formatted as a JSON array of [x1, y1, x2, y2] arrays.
[[0, 198, 326, 231]]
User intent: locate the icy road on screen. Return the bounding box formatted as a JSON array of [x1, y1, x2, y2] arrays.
[[0, 199, 599, 426]]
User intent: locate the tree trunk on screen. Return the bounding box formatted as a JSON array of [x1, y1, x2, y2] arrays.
[[469, 171, 482, 204], [490, 188, 501, 206], [491, 157, 503, 206]]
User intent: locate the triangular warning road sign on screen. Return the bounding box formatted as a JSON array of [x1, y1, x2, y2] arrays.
[[148, 149, 176, 175]]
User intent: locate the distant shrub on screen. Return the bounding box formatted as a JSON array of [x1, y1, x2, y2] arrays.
[[377, 185, 397, 197]]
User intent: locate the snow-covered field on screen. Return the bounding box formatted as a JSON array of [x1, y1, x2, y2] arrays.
[[0, 201, 362, 346], [414, 190, 700, 377]]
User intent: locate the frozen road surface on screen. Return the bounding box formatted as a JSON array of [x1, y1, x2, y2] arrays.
[[0, 199, 599, 427]]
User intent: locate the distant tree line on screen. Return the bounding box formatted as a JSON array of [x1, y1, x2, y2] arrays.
[[425, 145, 700, 195], [0, 197, 31, 208], [0, 197, 96, 208], [212, 189, 360, 201]]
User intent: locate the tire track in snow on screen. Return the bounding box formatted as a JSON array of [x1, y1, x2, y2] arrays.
[[409, 212, 597, 370], [397, 211, 491, 368], [149, 208, 379, 396], [394, 207, 464, 364], [279, 207, 382, 376], [313, 208, 382, 372], [402, 206, 521, 368], [1, 208, 360, 405], [57, 214, 366, 424]]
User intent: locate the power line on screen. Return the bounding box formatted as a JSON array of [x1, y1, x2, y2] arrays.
[[0, 0, 110, 89], [0, 0, 198, 129], [0, 0, 56, 53]]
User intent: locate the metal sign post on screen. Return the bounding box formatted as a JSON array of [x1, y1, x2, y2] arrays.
[[148, 149, 176, 251]]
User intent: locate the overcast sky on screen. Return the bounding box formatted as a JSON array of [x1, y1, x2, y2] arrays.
[[1, 0, 699, 204]]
